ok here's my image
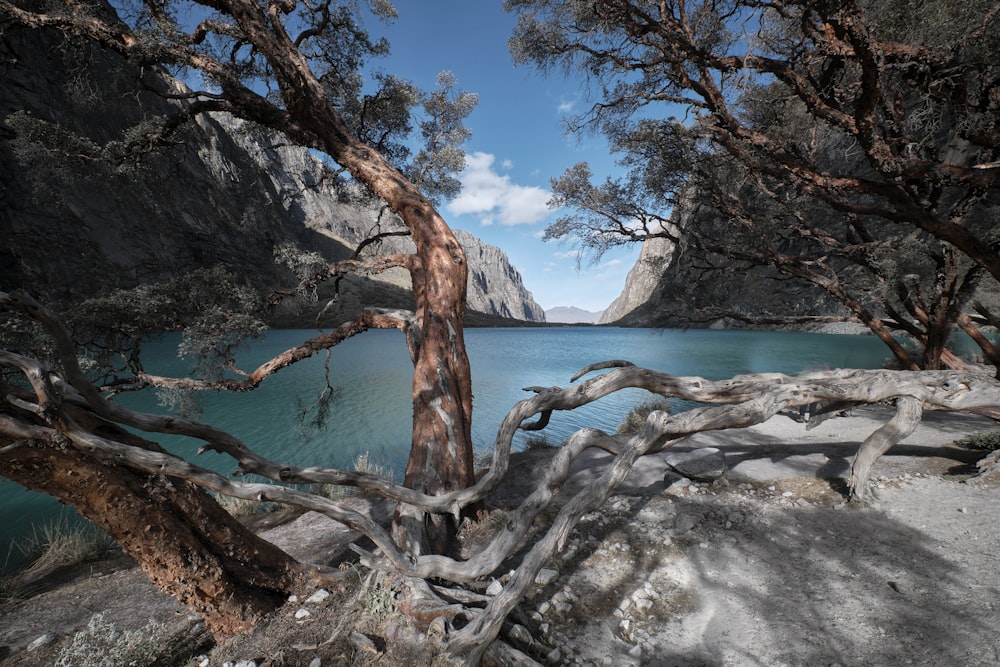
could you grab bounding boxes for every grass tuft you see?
[312,451,398,501]
[16,514,115,580]
[617,398,673,435]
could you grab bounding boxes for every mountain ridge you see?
[0,20,544,325]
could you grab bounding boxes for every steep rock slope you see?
[0,19,543,323]
[602,220,843,328]
[598,237,675,324]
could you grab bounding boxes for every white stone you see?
[486,579,504,596]
[295,608,311,619]
[546,648,562,664]
[309,659,322,667]
[306,588,331,603]
[198,657,210,667]
[535,568,559,585]
[27,633,59,651]
[554,600,573,614]
[287,594,299,603]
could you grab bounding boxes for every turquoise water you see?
[0,326,893,569]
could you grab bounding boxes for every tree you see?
[507,0,1000,365]
[1,0,478,629]
[4,2,1000,664]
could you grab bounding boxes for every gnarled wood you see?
[848,396,924,500]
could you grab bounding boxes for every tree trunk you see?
[0,418,308,636]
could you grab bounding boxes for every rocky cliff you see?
[598,237,675,324]
[0,18,543,324]
[601,217,844,328]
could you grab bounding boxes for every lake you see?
[0,326,894,569]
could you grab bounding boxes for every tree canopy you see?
[507,0,1000,368]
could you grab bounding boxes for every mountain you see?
[0,17,543,325]
[598,237,675,324]
[545,306,604,324]
[601,213,843,328]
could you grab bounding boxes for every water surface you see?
[0,326,892,567]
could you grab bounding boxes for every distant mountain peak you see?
[545,306,604,324]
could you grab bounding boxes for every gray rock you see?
[27,633,58,651]
[672,511,700,535]
[509,623,534,646]
[665,447,728,482]
[535,568,559,586]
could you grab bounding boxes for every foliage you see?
[505,0,1000,370]
[961,431,1000,451]
[407,71,478,205]
[56,612,167,667]
[617,398,672,435]
[523,433,553,450]
[311,451,398,501]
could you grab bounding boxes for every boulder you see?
[664,447,727,482]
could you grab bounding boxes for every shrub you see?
[617,398,673,435]
[962,431,1000,451]
[523,434,553,450]
[56,611,166,667]
[312,451,397,501]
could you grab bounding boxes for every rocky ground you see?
[2,406,999,666]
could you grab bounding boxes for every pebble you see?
[294,608,311,619]
[509,623,533,646]
[305,588,331,603]
[309,659,322,667]
[546,647,562,664]
[486,579,504,595]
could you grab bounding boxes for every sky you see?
[364,1,640,313]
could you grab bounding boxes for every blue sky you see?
[367,1,641,313]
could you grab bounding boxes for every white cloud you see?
[446,152,553,226]
[501,158,513,170]
[557,99,576,114]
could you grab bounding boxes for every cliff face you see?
[0,20,543,323]
[222,118,545,323]
[598,236,675,324]
[602,216,843,329]
[455,229,546,322]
